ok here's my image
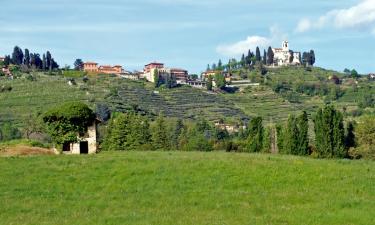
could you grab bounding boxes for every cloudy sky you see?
[0,0,374,74]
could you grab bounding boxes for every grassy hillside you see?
[1,66,373,129]
[0,151,373,225]
[0,73,247,127]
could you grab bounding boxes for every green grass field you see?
[0,151,374,225]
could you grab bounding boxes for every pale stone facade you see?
[62,121,98,154]
[272,41,301,66]
[141,62,188,84]
[83,62,124,75]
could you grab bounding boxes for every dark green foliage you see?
[345,121,356,149]
[12,46,24,65]
[358,92,374,108]
[267,46,274,65]
[4,55,11,66]
[182,119,213,152]
[43,102,96,145]
[171,119,184,149]
[0,122,21,142]
[152,115,169,150]
[24,49,30,67]
[214,73,226,89]
[207,76,213,91]
[278,112,309,156]
[246,117,263,152]
[255,47,261,62]
[218,59,223,70]
[74,59,84,71]
[102,113,151,151]
[262,50,267,64]
[96,103,111,122]
[313,105,346,158]
[350,69,359,78]
[296,111,309,155]
[153,69,160,88]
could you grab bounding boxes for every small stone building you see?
[62,120,99,154]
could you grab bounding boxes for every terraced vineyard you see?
[1,66,373,128]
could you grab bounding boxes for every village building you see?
[187,79,206,89]
[62,119,100,154]
[214,121,246,134]
[0,56,5,62]
[83,62,124,75]
[141,62,188,84]
[368,73,375,80]
[272,41,301,66]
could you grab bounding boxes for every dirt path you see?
[0,145,56,157]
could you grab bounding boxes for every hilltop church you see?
[272,41,301,66]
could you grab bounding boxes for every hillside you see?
[0,151,373,225]
[0,66,373,128]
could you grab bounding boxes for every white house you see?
[62,119,100,154]
[272,41,301,66]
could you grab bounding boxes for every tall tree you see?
[4,55,11,66]
[309,50,315,66]
[262,50,267,64]
[171,119,184,149]
[218,59,223,70]
[206,64,211,71]
[345,121,356,149]
[153,69,160,88]
[152,115,169,150]
[255,47,261,62]
[214,73,226,89]
[46,51,52,70]
[207,76,213,91]
[74,59,84,71]
[314,105,346,158]
[241,54,246,67]
[247,117,264,152]
[24,48,30,66]
[12,46,24,65]
[267,46,274,65]
[296,111,309,155]
[42,54,47,70]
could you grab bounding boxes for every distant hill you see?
[0,66,374,129]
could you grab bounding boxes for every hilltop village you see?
[76,41,311,89]
[0,41,374,159]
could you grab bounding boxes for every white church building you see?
[272,41,301,66]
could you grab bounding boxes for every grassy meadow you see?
[0,151,374,225]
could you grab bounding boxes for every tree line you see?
[2,102,373,160]
[207,46,315,72]
[2,46,59,70]
[99,104,362,159]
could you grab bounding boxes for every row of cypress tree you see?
[101,105,354,158]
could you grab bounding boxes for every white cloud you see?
[216,36,270,56]
[216,25,286,56]
[295,0,375,33]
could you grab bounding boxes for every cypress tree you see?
[247,117,264,152]
[314,105,346,158]
[296,111,309,155]
[255,46,261,62]
[152,115,169,150]
[24,49,30,66]
[283,115,298,154]
[345,121,356,149]
[262,50,267,64]
[267,46,274,65]
[207,76,213,91]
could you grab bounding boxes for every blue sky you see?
[0,0,374,74]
